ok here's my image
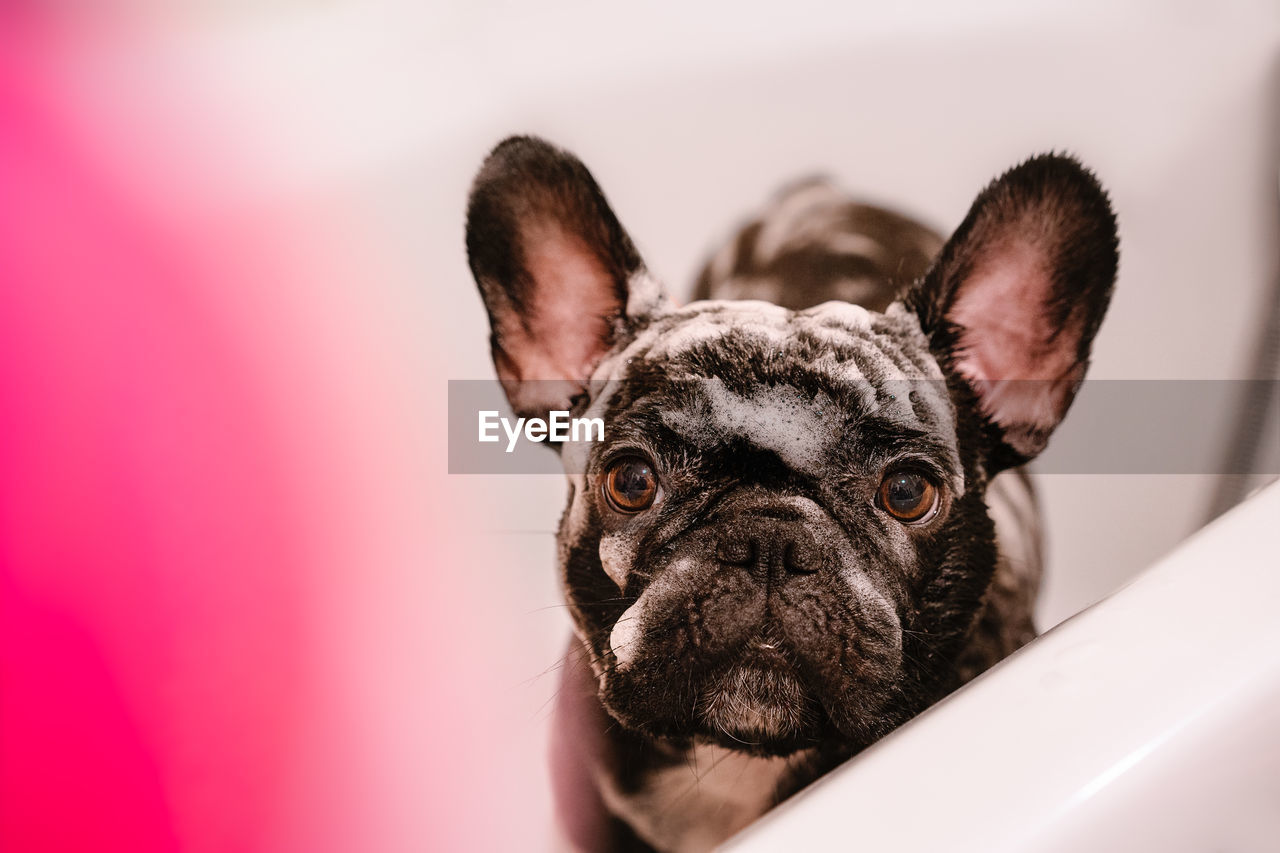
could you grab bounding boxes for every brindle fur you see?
[465,137,1116,852]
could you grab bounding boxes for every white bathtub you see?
[730,478,1280,851]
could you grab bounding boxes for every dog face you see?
[466,137,1116,755]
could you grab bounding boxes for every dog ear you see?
[905,154,1118,467]
[466,136,669,419]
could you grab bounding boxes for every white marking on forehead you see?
[578,299,962,491]
[598,299,793,371]
[799,299,873,331]
[802,351,878,396]
[662,378,840,473]
[646,301,793,361]
[686,299,792,322]
[642,316,734,358]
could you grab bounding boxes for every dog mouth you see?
[694,634,826,753]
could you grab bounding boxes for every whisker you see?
[717,727,762,747]
[480,529,557,535]
[661,748,736,813]
[524,597,632,615]
[713,749,756,817]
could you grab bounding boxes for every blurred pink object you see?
[1,17,305,851]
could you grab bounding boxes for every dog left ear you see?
[905,154,1118,467]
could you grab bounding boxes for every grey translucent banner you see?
[447,379,1279,475]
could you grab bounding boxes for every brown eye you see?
[878,470,939,523]
[603,457,658,513]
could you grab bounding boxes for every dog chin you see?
[695,648,823,755]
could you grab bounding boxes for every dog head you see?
[466,136,1117,754]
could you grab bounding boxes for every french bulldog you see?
[465,136,1117,852]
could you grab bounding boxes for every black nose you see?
[715,516,822,578]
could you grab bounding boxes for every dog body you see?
[465,138,1116,852]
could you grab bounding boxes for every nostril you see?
[716,536,756,566]
[783,534,820,574]
[714,517,824,576]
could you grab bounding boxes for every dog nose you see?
[715,517,822,577]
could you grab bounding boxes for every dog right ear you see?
[466,136,670,419]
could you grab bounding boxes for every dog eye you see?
[877,470,939,524]
[603,457,658,513]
